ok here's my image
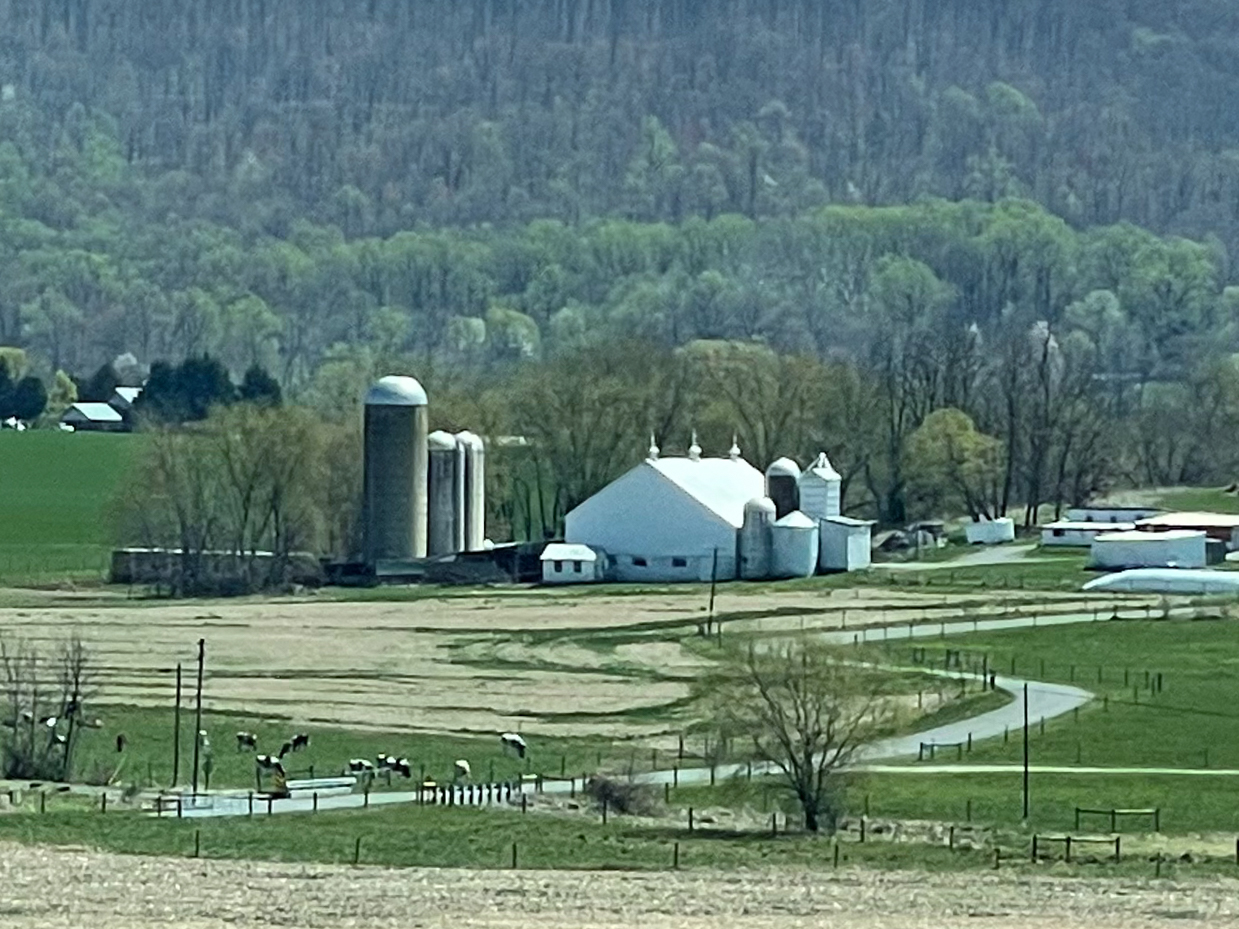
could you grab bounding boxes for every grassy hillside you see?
[0,431,142,585]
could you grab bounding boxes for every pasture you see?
[0,430,141,585]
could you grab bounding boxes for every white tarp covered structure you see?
[1088,530,1206,570]
[1083,568,1239,594]
[965,518,1015,545]
[565,442,764,583]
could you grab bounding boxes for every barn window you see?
[632,557,647,567]
[554,560,563,572]
[1052,529,1064,538]
[672,557,688,568]
[573,561,582,573]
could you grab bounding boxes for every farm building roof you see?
[646,456,766,528]
[1136,512,1239,530]
[1042,520,1136,532]
[1093,529,1205,543]
[540,543,599,562]
[63,402,123,423]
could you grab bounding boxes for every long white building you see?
[564,439,869,583]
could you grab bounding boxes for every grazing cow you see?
[236,731,258,751]
[255,754,280,770]
[198,730,211,751]
[115,734,126,753]
[347,758,375,775]
[41,716,58,729]
[290,733,310,752]
[376,754,397,771]
[278,741,293,758]
[392,758,412,778]
[453,759,471,781]
[499,732,527,759]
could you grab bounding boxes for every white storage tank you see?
[427,430,460,556]
[455,430,486,551]
[797,452,841,520]
[362,375,429,565]
[739,497,776,579]
[819,516,873,572]
[770,511,819,579]
[765,458,801,519]
[965,518,1015,545]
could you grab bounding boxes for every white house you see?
[1041,520,1135,547]
[564,437,764,583]
[819,516,873,571]
[540,543,605,584]
[965,518,1016,545]
[1088,530,1207,571]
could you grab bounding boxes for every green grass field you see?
[0,430,142,585]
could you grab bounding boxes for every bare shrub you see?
[585,775,660,817]
[0,634,95,781]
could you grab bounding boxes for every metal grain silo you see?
[427,430,460,556]
[739,497,776,580]
[770,511,819,579]
[362,375,429,565]
[455,430,486,551]
[765,457,802,520]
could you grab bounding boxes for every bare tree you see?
[0,634,94,781]
[700,639,890,833]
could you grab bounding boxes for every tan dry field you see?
[1,842,1236,929]
[0,586,1143,738]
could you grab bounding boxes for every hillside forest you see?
[4,1,1239,557]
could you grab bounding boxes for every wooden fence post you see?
[354,837,361,865]
[511,842,518,869]
[194,829,201,858]
[673,842,679,870]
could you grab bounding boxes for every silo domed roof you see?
[365,375,428,406]
[766,457,801,479]
[428,430,457,450]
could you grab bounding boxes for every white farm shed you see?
[1066,505,1161,524]
[1041,520,1134,547]
[540,543,605,584]
[1088,530,1206,570]
[819,516,873,572]
[965,518,1015,545]
[564,447,764,583]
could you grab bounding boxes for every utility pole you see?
[708,548,719,635]
[191,639,205,795]
[172,663,182,787]
[1022,682,1030,820]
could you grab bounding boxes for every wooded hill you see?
[7,0,1239,248]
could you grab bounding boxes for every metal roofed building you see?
[1088,529,1207,570]
[1135,512,1239,549]
[61,402,126,432]
[1040,520,1135,547]
[565,437,765,583]
[540,543,605,584]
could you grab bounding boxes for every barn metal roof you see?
[648,456,766,528]
[63,402,123,423]
[541,543,599,562]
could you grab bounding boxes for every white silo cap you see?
[744,496,777,516]
[428,430,457,450]
[766,457,801,479]
[455,430,485,450]
[365,375,428,406]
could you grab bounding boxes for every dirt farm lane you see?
[0,843,1237,929]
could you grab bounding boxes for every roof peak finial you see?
[647,433,660,462]
[688,430,702,462]
[729,433,741,461]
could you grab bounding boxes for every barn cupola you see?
[728,434,741,461]
[688,430,702,462]
[647,434,660,462]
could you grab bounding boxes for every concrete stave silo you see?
[363,375,429,566]
[455,430,486,551]
[739,497,776,580]
[765,457,802,520]
[770,511,819,579]
[427,430,459,556]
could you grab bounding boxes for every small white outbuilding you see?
[540,543,605,584]
[819,516,873,572]
[1088,530,1206,571]
[965,518,1016,545]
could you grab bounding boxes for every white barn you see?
[1088,530,1206,571]
[819,516,873,572]
[565,438,764,583]
[540,543,605,584]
